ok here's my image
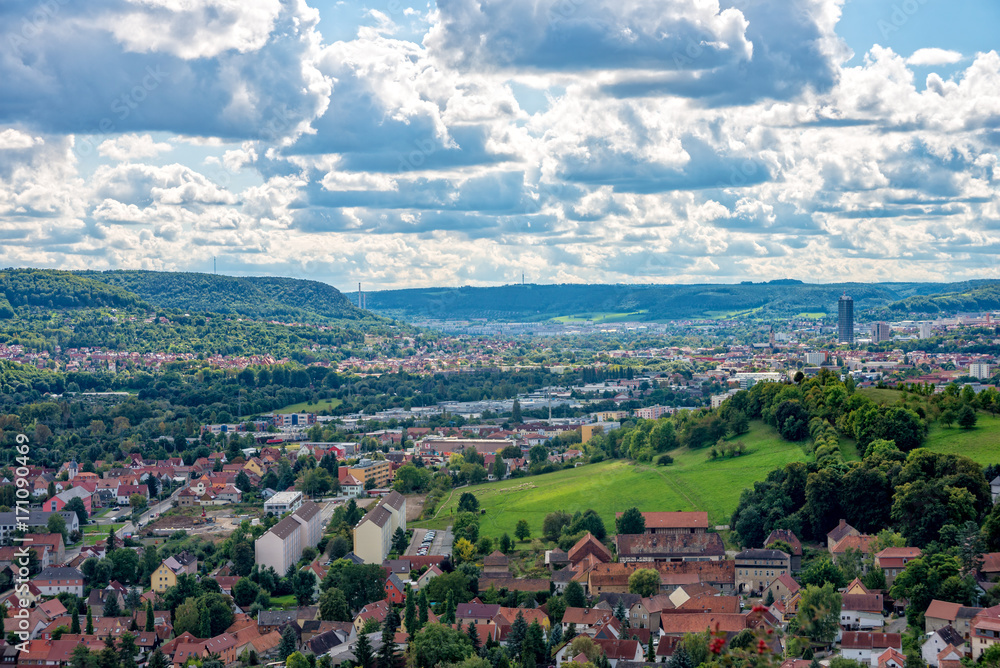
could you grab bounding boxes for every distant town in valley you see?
[1,270,1000,668]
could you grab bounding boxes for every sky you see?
[1,0,999,292]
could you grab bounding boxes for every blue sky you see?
[0,0,998,290]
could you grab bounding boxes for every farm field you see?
[415,421,808,545]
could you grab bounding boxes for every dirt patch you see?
[404,494,425,522]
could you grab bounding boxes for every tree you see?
[145,648,168,668]
[958,404,978,430]
[86,606,93,634]
[615,507,645,536]
[233,578,261,608]
[118,632,138,668]
[457,492,480,513]
[523,621,546,665]
[407,623,474,668]
[199,602,212,638]
[47,512,68,543]
[319,588,351,622]
[392,527,409,555]
[278,625,298,661]
[64,497,89,527]
[231,541,254,577]
[564,581,586,608]
[511,400,522,424]
[453,538,477,564]
[294,570,316,606]
[795,583,841,644]
[69,645,91,668]
[145,600,154,632]
[667,645,693,668]
[514,520,530,542]
[498,534,513,554]
[627,569,659,597]
[286,653,309,668]
[379,611,401,668]
[71,602,81,634]
[466,622,481,655]
[103,594,121,618]
[507,613,528,659]
[354,630,375,668]
[405,590,418,637]
[129,494,147,511]
[542,512,572,542]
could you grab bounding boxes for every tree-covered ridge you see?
[80,270,369,322]
[888,281,1000,314]
[0,268,146,315]
[359,279,1000,322]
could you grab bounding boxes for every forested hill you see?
[888,283,1000,314]
[81,270,368,322]
[355,280,1000,322]
[0,269,147,316]
[0,268,370,323]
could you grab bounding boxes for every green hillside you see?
[0,268,146,316]
[81,270,368,322]
[356,279,1000,322]
[923,414,1000,464]
[416,420,809,544]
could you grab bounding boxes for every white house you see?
[922,626,965,667]
[840,594,885,630]
[841,632,901,667]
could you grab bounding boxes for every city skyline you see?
[1,1,1000,290]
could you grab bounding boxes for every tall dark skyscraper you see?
[838,294,854,344]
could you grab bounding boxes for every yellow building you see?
[243,458,265,477]
[151,552,198,592]
[581,424,605,444]
[346,459,393,488]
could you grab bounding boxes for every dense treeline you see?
[0,363,558,469]
[0,269,146,313]
[362,280,1000,321]
[81,270,368,322]
[889,282,1000,314]
[727,373,995,549]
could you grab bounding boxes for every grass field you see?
[551,311,648,323]
[923,413,1000,464]
[268,595,297,609]
[415,421,809,544]
[275,397,343,413]
[82,523,126,545]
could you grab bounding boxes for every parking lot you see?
[406,526,453,557]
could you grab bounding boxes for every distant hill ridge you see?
[0,268,367,322]
[353,279,1000,322]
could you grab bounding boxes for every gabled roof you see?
[768,573,800,596]
[840,632,901,650]
[293,500,321,522]
[567,532,612,564]
[831,534,877,555]
[764,529,803,556]
[616,533,725,559]
[613,511,708,530]
[928,625,964,649]
[841,593,883,613]
[827,519,857,543]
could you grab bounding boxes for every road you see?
[104,485,185,537]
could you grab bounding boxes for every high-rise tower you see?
[838,294,854,344]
